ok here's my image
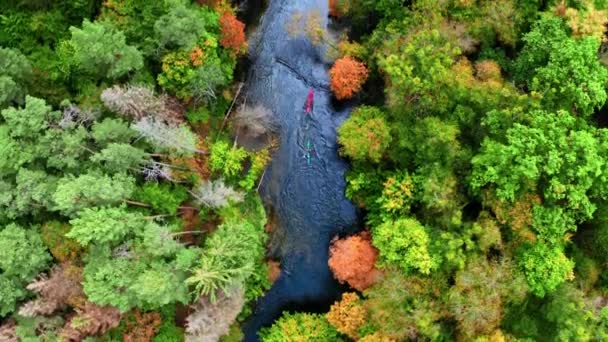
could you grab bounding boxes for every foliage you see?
[68,20,143,80]
[0,47,32,108]
[373,218,435,275]
[219,12,247,54]
[363,270,448,340]
[328,231,380,291]
[448,257,528,339]
[209,141,247,178]
[133,118,201,156]
[41,221,83,263]
[19,264,84,317]
[90,143,146,173]
[337,106,391,163]
[185,286,244,341]
[519,243,574,297]
[330,56,369,100]
[0,224,51,316]
[191,179,245,208]
[53,171,136,215]
[513,15,607,116]
[67,206,146,246]
[154,0,218,50]
[471,109,607,221]
[83,248,190,312]
[133,183,188,215]
[259,312,339,342]
[186,221,259,301]
[326,292,367,339]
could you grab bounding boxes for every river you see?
[241,0,360,340]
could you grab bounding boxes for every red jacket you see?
[305,88,314,113]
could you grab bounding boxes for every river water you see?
[241,0,360,340]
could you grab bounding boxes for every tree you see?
[154,0,217,50]
[68,20,143,79]
[519,243,574,297]
[133,117,201,156]
[326,292,366,339]
[448,257,528,340]
[376,26,459,116]
[0,224,51,282]
[1,96,59,139]
[59,301,122,341]
[0,47,32,108]
[513,15,607,116]
[90,143,147,173]
[83,248,189,312]
[53,171,136,215]
[233,104,276,138]
[329,56,368,100]
[259,312,339,342]
[0,224,51,316]
[186,221,259,301]
[219,11,247,54]
[337,106,391,163]
[191,179,245,209]
[100,85,182,125]
[372,218,435,275]
[328,231,381,291]
[185,286,244,341]
[363,271,447,340]
[67,206,146,246]
[209,141,247,178]
[18,264,84,317]
[471,109,607,221]
[91,117,137,147]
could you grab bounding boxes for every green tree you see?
[513,15,607,116]
[67,206,146,246]
[471,110,606,221]
[0,47,32,108]
[372,218,435,274]
[90,143,146,173]
[1,95,59,139]
[53,171,136,215]
[338,106,392,163]
[68,19,143,79]
[209,141,247,178]
[519,243,574,297]
[90,117,137,147]
[153,0,218,50]
[0,224,51,316]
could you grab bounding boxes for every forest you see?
[1,0,608,341]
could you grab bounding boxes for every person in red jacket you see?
[305,88,314,114]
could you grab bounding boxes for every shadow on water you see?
[240,0,361,340]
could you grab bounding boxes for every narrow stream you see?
[241,0,360,340]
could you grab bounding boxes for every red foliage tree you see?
[329,56,369,100]
[220,12,247,54]
[328,231,381,291]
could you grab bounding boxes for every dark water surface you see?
[241,0,360,340]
